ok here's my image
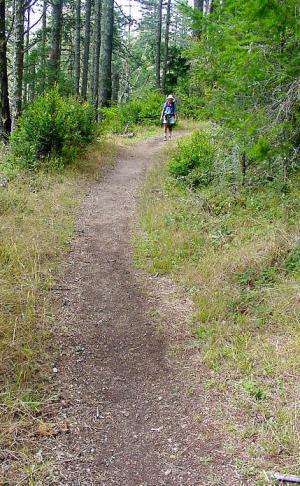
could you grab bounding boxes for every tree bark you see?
[194,0,204,11]
[29,61,36,102]
[74,0,81,96]
[11,0,25,131]
[111,71,119,103]
[193,0,204,38]
[41,0,47,93]
[81,0,92,99]
[162,0,171,93]
[0,0,11,141]
[155,0,163,89]
[98,0,114,107]
[23,6,30,104]
[203,0,214,14]
[91,0,101,107]
[49,0,63,87]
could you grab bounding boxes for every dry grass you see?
[135,144,300,483]
[107,118,195,147]
[0,139,117,484]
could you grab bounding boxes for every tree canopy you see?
[0,0,298,179]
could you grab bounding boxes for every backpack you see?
[163,101,176,115]
[163,102,176,125]
[166,114,176,125]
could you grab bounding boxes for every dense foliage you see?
[9,88,95,170]
[169,129,217,187]
[1,0,300,482]
[179,0,300,185]
[136,138,300,479]
[101,91,164,133]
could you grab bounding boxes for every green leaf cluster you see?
[180,0,300,181]
[100,91,164,133]
[9,87,96,170]
[169,129,217,187]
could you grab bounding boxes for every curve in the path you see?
[45,134,241,486]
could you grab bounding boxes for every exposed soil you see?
[43,133,244,485]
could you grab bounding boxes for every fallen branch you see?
[274,474,300,484]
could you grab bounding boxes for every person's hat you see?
[166,94,174,100]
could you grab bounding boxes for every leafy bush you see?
[168,129,217,187]
[176,93,205,120]
[100,91,164,133]
[179,0,300,185]
[10,87,96,170]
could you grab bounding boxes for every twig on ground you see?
[274,474,300,484]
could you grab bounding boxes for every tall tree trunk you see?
[162,0,171,93]
[155,0,163,89]
[203,0,214,14]
[30,62,36,102]
[98,0,114,108]
[111,71,119,103]
[49,0,63,87]
[81,0,92,99]
[193,0,203,38]
[0,0,11,141]
[194,0,204,11]
[91,0,101,108]
[41,0,47,93]
[74,0,81,96]
[11,0,25,131]
[23,6,30,104]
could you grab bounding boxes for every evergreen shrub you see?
[101,91,164,133]
[10,87,96,170]
[176,93,205,120]
[169,130,217,188]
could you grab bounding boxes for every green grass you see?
[109,123,162,146]
[0,139,117,484]
[135,136,300,482]
[108,117,191,146]
[0,122,189,483]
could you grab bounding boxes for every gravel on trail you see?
[43,134,242,485]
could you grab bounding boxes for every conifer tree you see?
[74,0,81,96]
[11,0,25,130]
[49,0,63,87]
[162,0,171,92]
[99,0,114,107]
[81,0,92,99]
[0,0,11,140]
[155,0,163,88]
[92,0,102,108]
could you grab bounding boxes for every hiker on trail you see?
[161,95,176,141]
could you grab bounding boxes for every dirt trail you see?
[45,133,241,485]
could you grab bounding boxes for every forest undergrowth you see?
[0,139,118,483]
[1,0,299,483]
[135,125,300,483]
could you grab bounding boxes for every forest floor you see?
[36,131,251,485]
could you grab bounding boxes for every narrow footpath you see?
[44,134,242,485]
